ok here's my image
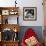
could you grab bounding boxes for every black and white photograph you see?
[23,7,37,21]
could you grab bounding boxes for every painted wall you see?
[18,0,44,26]
[0,0,44,26]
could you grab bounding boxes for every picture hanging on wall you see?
[23,7,37,21]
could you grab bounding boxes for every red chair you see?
[21,28,41,46]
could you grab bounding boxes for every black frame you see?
[23,7,37,21]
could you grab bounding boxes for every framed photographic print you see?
[23,7,37,21]
[2,10,9,15]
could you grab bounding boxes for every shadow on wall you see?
[18,26,43,44]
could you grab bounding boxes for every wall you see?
[0,0,44,26]
[18,0,44,26]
